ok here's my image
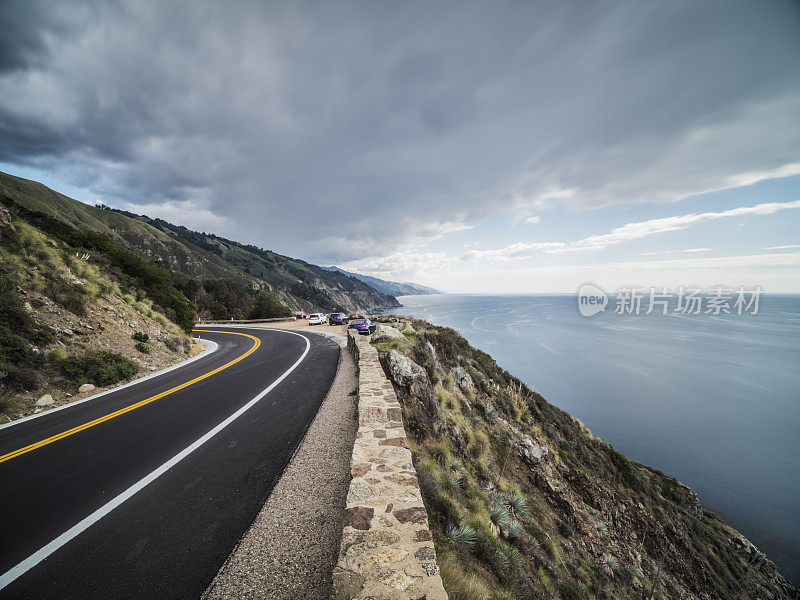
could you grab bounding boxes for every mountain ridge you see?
[0,170,399,315]
[323,265,442,296]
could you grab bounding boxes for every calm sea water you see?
[392,294,800,584]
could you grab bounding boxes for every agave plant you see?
[528,536,540,550]
[599,553,619,578]
[450,458,464,472]
[502,490,528,520]
[506,520,524,540]
[448,524,477,547]
[596,522,607,533]
[489,503,510,537]
[486,406,498,419]
[492,548,510,572]
[505,546,525,571]
[438,471,459,493]
[574,580,588,593]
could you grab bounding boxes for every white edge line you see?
[0,338,220,431]
[0,330,311,591]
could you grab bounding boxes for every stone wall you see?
[331,330,447,600]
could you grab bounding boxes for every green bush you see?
[52,350,139,388]
[249,290,292,319]
[135,341,150,354]
[132,331,149,343]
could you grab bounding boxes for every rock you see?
[62,328,74,337]
[78,383,96,394]
[403,322,415,333]
[423,341,436,359]
[371,324,404,342]
[36,394,55,407]
[383,350,427,387]
[451,366,474,389]
[518,435,548,464]
[343,506,374,530]
[0,205,11,227]
[23,301,33,312]
[393,506,428,524]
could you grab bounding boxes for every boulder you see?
[518,435,548,465]
[78,383,96,394]
[451,366,474,389]
[36,394,54,407]
[403,322,415,333]
[371,324,404,342]
[383,350,426,387]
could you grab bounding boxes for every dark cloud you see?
[1,0,798,262]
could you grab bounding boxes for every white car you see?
[308,313,327,325]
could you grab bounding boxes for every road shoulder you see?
[202,335,358,600]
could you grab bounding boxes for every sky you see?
[1,0,799,293]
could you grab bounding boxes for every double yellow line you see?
[0,330,260,465]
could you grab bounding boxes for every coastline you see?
[380,295,800,587]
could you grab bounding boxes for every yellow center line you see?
[0,330,260,465]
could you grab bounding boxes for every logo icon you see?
[578,283,608,317]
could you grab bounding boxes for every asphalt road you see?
[0,326,340,599]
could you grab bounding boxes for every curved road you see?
[0,326,340,599]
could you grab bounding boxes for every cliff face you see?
[0,171,399,314]
[371,317,799,600]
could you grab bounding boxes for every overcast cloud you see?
[1,1,799,266]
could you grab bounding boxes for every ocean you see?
[392,293,800,584]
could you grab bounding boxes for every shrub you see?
[52,350,139,388]
[448,524,477,547]
[132,331,149,343]
[0,391,22,416]
[135,341,150,354]
[164,336,185,353]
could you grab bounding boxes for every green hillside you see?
[373,318,799,600]
[0,171,400,316]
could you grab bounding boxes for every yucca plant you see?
[506,520,524,540]
[502,490,528,520]
[490,503,510,537]
[492,548,510,573]
[574,580,588,594]
[505,546,525,571]
[596,521,607,533]
[438,471,460,493]
[450,457,464,472]
[599,554,619,578]
[528,536,540,550]
[448,524,477,547]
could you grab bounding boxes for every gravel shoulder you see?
[202,335,358,600]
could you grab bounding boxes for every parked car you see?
[348,318,376,335]
[328,312,348,325]
[308,313,327,325]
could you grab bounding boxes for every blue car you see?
[348,318,376,335]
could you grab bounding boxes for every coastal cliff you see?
[370,318,799,600]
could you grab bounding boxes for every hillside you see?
[323,266,441,296]
[371,318,799,600]
[0,204,198,421]
[0,171,400,315]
